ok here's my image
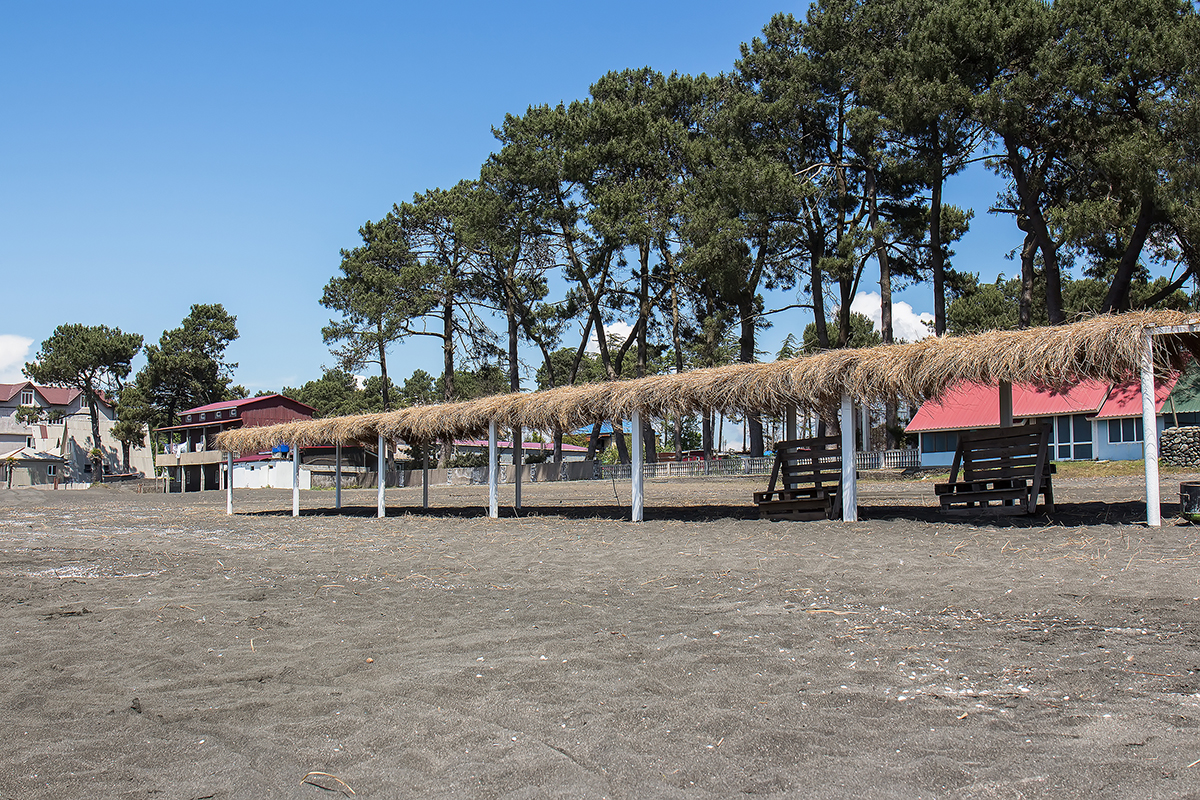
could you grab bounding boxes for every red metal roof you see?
[906,380,1111,433]
[1094,375,1178,420]
[180,394,315,415]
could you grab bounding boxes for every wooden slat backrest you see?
[768,437,842,493]
[949,424,1053,513]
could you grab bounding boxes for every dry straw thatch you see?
[214,311,1200,453]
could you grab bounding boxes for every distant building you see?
[0,381,151,485]
[153,395,316,492]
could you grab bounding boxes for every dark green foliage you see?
[135,304,241,430]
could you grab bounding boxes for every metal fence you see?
[599,449,919,480]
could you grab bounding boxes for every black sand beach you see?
[2,475,1200,799]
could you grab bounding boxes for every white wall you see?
[232,461,311,489]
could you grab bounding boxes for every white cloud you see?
[850,292,933,343]
[587,321,634,354]
[0,335,33,382]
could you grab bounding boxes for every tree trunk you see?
[738,296,765,457]
[1101,196,1157,313]
[441,281,455,467]
[87,394,103,483]
[1005,136,1064,324]
[1019,230,1036,329]
[930,131,946,336]
[377,322,390,412]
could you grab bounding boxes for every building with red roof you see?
[0,381,149,484]
[153,395,316,492]
[906,367,1200,467]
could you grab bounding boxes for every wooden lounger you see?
[935,424,1055,515]
[753,436,843,521]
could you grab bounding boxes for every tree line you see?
[22,0,1198,473]
[312,0,1199,461]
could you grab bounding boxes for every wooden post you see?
[225,452,233,515]
[334,441,342,510]
[999,380,1014,427]
[422,445,429,509]
[785,405,797,441]
[840,394,858,522]
[1141,334,1160,526]
[632,410,644,522]
[514,425,522,510]
[291,443,299,517]
[489,420,499,519]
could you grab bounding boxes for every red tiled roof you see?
[905,380,1111,433]
[1094,375,1178,420]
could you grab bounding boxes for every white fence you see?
[599,449,919,480]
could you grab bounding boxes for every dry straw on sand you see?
[214,311,1200,452]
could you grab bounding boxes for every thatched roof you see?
[215,311,1200,452]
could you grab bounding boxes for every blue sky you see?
[0,1,1021,391]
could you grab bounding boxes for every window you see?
[230,408,238,417]
[1053,414,1093,460]
[1108,417,1144,444]
[199,413,206,421]
[26,436,34,448]
[920,430,959,453]
[215,411,222,419]
[20,390,33,406]
[83,463,92,473]
[186,414,192,422]
[46,465,56,477]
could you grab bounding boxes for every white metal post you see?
[1141,334,1161,526]
[377,433,386,518]
[422,445,429,509]
[840,394,858,522]
[488,420,499,519]
[225,452,233,515]
[999,380,1014,428]
[514,425,522,510]
[335,441,342,510]
[632,410,644,522]
[291,443,300,517]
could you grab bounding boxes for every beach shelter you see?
[216,311,1200,526]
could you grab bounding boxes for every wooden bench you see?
[935,424,1055,515]
[753,436,843,521]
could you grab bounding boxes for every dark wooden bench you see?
[754,436,843,521]
[935,424,1055,515]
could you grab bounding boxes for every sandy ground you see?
[2,474,1200,799]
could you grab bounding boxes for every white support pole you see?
[840,394,858,523]
[785,405,797,441]
[422,446,429,509]
[488,420,499,519]
[225,452,233,516]
[632,410,645,522]
[999,380,1014,428]
[291,443,300,517]
[377,433,386,519]
[334,441,342,510]
[514,425,522,510]
[1141,335,1161,526]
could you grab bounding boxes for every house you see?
[0,445,67,488]
[0,381,151,485]
[906,368,1200,467]
[153,395,316,492]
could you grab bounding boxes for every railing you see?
[599,449,919,480]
